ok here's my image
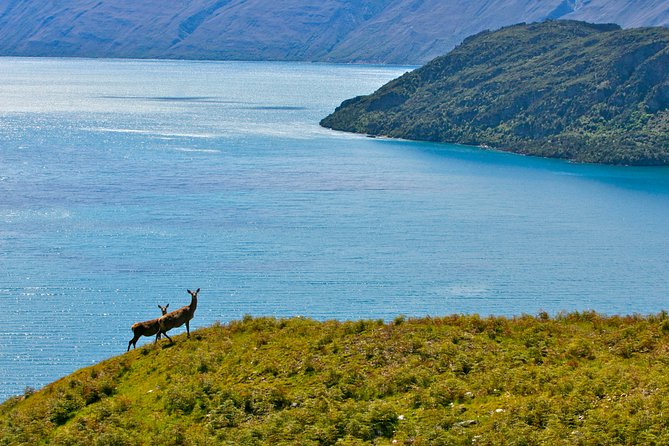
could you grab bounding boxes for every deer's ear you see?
[196,288,200,293]
[187,289,191,294]
[166,304,169,308]
[158,305,161,309]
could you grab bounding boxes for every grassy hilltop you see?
[321,21,669,165]
[2,313,669,445]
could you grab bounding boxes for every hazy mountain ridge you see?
[320,21,669,165]
[0,0,668,64]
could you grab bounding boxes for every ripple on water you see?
[1,59,669,400]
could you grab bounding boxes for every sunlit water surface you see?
[1,58,668,399]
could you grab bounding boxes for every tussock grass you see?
[2,312,669,445]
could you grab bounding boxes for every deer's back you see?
[159,305,192,329]
[132,317,161,333]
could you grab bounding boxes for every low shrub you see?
[2,312,669,444]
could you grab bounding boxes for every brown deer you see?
[157,288,199,344]
[127,304,170,351]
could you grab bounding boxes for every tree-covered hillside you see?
[2,313,669,445]
[321,21,669,165]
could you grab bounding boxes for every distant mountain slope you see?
[0,0,668,64]
[320,21,669,165]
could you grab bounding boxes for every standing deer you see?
[127,304,170,351]
[157,288,199,344]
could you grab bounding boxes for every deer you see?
[157,288,199,344]
[127,304,170,351]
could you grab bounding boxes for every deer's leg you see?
[128,335,138,351]
[186,321,190,337]
[161,330,173,343]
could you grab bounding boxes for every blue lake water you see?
[1,57,669,400]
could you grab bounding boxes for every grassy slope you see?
[2,313,669,445]
[320,21,669,165]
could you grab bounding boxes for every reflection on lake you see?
[0,58,668,399]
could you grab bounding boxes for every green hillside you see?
[320,21,669,165]
[2,313,669,445]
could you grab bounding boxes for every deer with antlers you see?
[157,288,199,344]
[127,304,170,351]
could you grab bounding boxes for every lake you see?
[1,58,668,400]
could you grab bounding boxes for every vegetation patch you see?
[321,20,669,165]
[2,312,669,444]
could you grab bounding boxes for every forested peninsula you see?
[320,21,669,165]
